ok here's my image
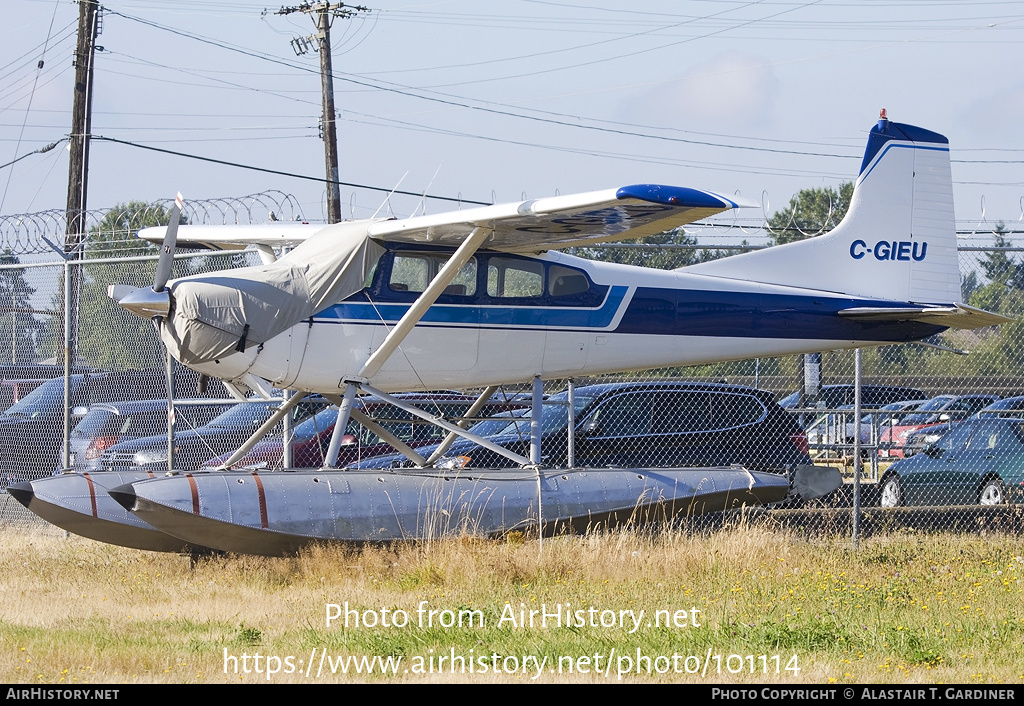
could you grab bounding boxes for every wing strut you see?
[360,383,532,467]
[319,391,431,468]
[425,385,498,465]
[212,393,311,470]
[350,408,427,467]
[356,226,491,380]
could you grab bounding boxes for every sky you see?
[1,0,1023,240]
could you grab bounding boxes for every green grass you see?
[1,525,1021,683]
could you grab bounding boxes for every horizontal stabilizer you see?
[838,303,1011,329]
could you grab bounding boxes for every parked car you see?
[805,399,927,452]
[203,392,530,469]
[878,417,1024,507]
[352,381,812,474]
[779,384,927,411]
[69,399,233,471]
[0,371,171,486]
[0,364,95,412]
[879,394,1001,459]
[972,396,1024,419]
[900,395,1024,456]
[99,397,330,472]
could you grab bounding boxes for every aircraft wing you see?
[838,303,1011,329]
[135,185,752,254]
[367,185,756,253]
[137,223,326,251]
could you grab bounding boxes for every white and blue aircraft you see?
[11,114,1009,555]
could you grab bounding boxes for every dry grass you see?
[1,522,1021,684]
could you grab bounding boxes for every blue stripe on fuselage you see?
[316,285,630,330]
[316,285,947,343]
[616,287,947,342]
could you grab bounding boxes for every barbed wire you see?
[0,191,306,256]
[1,191,1023,257]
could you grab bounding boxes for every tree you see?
[0,250,40,363]
[967,223,1024,315]
[36,203,176,369]
[767,182,853,245]
[575,226,728,270]
[978,223,1023,287]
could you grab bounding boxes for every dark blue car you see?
[352,381,812,474]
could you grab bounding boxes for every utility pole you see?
[66,0,101,250]
[65,0,101,369]
[277,2,368,224]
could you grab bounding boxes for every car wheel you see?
[978,477,1005,506]
[879,474,903,508]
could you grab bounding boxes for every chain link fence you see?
[1,198,1023,540]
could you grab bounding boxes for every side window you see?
[487,258,543,298]
[714,393,767,429]
[443,259,477,297]
[652,392,715,434]
[131,410,168,436]
[589,392,652,437]
[548,265,589,297]
[390,253,476,295]
[1008,421,1024,447]
[967,420,1009,452]
[390,254,429,292]
[965,398,996,416]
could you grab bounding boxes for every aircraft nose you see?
[108,286,170,319]
[6,481,34,509]
[108,483,139,512]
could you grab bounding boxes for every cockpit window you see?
[390,253,476,295]
[548,265,590,297]
[487,258,543,298]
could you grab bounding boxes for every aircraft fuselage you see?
[188,245,944,393]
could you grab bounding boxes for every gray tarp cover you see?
[161,221,385,366]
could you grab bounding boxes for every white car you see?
[806,400,928,452]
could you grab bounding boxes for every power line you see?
[101,6,1024,164]
[0,139,65,171]
[91,135,490,205]
[276,2,371,223]
[0,0,63,215]
[104,8,861,159]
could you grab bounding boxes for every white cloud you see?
[624,52,779,130]
[958,83,1024,143]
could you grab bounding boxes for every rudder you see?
[686,115,961,305]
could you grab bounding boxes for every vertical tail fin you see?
[687,115,961,305]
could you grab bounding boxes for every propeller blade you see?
[107,284,139,303]
[153,192,183,293]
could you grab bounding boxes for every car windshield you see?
[861,400,925,423]
[489,393,594,438]
[467,410,529,437]
[288,407,339,441]
[931,420,979,453]
[1,376,81,419]
[206,402,275,429]
[71,409,119,438]
[778,391,799,409]
[287,401,457,447]
[975,397,1024,417]
[898,397,955,425]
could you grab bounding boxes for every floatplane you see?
[10,114,1009,556]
